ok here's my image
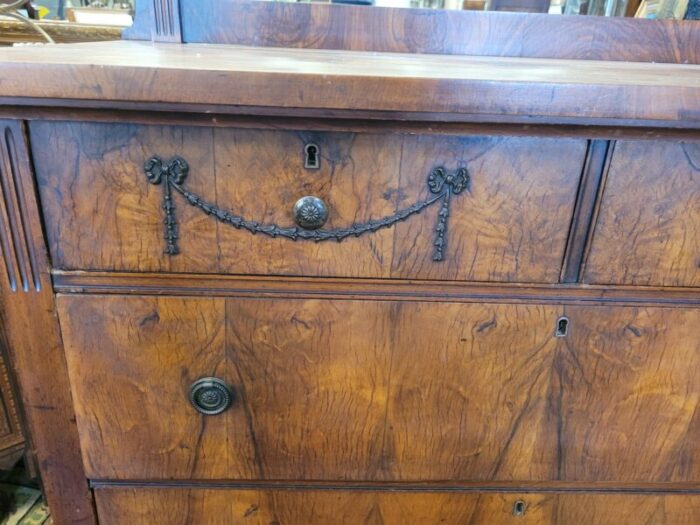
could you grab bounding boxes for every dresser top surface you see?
[2,41,699,85]
[1,41,699,126]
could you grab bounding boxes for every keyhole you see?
[555,316,569,337]
[512,499,526,517]
[304,143,320,169]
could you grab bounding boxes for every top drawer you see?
[30,121,586,282]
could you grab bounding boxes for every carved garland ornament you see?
[144,156,470,262]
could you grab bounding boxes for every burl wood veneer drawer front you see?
[93,487,700,525]
[585,140,699,287]
[58,295,699,482]
[31,121,587,282]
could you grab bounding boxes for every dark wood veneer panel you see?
[31,121,585,283]
[390,135,583,282]
[59,295,699,483]
[561,305,700,483]
[58,295,260,480]
[584,140,700,287]
[177,1,700,65]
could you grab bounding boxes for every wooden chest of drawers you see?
[0,2,698,524]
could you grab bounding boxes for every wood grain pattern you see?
[30,121,585,283]
[94,487,700,525]
[57,295,259,480]
[561,305,700,483]
[1,42,699,126]
[390,135,583,282]
[32,122,220,274]
[176,1,700,65]
[59,295,700,484]
[3,3,699,520]
[0,120,96,524]
[212,128,402,279]
[584,141,700,287]
[4,41,698,88]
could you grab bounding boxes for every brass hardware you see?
[189,377,233,416]
[145,157,470,262]
[304,143,320,169]
[293,196,329,230]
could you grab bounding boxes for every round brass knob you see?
[293,196,328,230]
[189,377,233,416]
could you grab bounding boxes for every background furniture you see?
[0,325,25,471]
[0,0,36,19]
[0,1,698,523]
[0,17,122,44]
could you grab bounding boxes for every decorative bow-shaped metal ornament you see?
[144,156,189,255]
[145,156,469,262]
[427,167,470,261]
[144,156,189,185]
[428,167,470,195]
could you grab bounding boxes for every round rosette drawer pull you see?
[293,195,329,230]
[188,377,233,416]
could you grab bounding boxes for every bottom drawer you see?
[94,487,700,525]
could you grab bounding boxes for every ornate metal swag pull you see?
[144,156,470,262]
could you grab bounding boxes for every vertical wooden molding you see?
[0,120,97,525]
[0,126,40,293]
[578,140,617,284]
[560,140,611,283]
[151,0,182,43]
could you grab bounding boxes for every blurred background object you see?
[564,0,628,15]
[489,0,551,12]
[686,0,699,18]
[19,0,132,20]
[634,0,691,17]
[0,0,127,44]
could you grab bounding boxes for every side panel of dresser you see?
[584,140,700,287]
[58,295,700,484]
[0,120,96,524]
[30,121,586,283]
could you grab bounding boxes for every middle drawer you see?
[58,295,699,482]
[32,122,586,283]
